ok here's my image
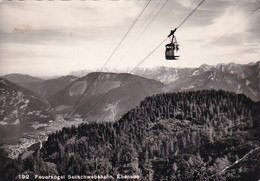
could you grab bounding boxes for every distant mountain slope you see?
[134,62,260,101]
[67,69,91,77]
[67,68,126,78]
[0,78,51,124]
[4,75,78,99]
[3,74,43,85]
[12,90,260,180]
[134,67,194,84]
[26,76,78,99]
[50,72,164,122]
[40,76,78,99]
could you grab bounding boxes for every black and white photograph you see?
[0,0,260,180]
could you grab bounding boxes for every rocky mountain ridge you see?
[134,61,260,101]
[0,78,51,125]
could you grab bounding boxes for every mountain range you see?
[2,61,260,124]
[2,61,260,123]
[134,61,260,101]
[66,62,260,101]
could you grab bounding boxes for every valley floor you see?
[2,114,84,159]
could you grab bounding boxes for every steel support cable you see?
[230,48,251,62]
[137,0,169,40]
[116,0,206,69]
[75,0,152,105]
[209,6,260,47]
[84,37,168,115]
[84,0,206,116]
[192,6,260,62]
[138,0,164,34]
[98,0,152,71]
[114,0,169,68]
[209,147,260,178]
[177,0,206,29]
[228,44,259,64]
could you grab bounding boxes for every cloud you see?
[0,1,143,33]
[0,0,259,76]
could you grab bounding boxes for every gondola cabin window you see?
[165,42,179,60]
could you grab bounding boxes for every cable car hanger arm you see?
[167,28,177,37]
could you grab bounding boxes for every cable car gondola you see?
[165,28,179,60]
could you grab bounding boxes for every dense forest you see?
[1,90,260,180]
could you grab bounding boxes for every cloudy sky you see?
[0,0,259,76]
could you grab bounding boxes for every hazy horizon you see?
[1,60,259,78]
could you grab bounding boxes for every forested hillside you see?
[3,90,260,180]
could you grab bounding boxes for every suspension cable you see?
[209,147,260,178]
[83,37,168,116]
[210,6,260,47]
[137,0,169,40]
[76,0,152,104]
[83,0,206,116]
[114,0,169,68]
[177,0,206,29]
[138,0,164,35]
[194,6,260,63]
